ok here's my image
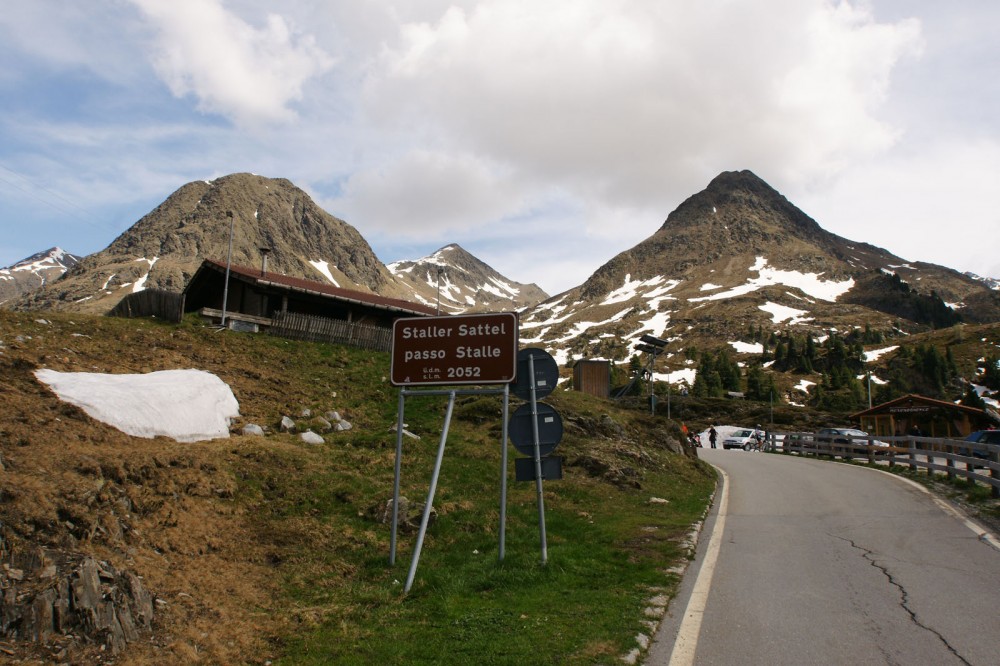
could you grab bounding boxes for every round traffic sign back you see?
[511,347,559,400]
[508,402,563,456]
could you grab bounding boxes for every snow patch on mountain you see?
[653,366,697,386]
[550,307,633,344]
[730,341,764,354]
[690,256,854,303]
[309,260,341,286]
[863,346,899,362]
[521,296,574,329]
[0,247,80,288]
[759,302,813,325]
[635,308,673,341]
[602,274,668,305]
[132,256,158,293]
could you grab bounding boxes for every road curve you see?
[646,449,1000,666]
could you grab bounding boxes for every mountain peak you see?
[0,247,82,305]
[387,244,548,313]
[526,170,1000,367]
[661,169,823,240]
[705,168,770,191]
[13,174,405,312]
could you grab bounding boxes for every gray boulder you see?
[300,430,325,445]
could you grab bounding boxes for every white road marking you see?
[668,466,729,666]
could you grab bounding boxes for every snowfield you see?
[34,368,240,443]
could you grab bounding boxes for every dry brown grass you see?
[0,312,355,664]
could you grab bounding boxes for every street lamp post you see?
[637,334,668,416]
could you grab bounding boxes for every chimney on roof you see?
[260,248,271,276]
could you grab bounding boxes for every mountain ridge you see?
[387,243,548,313]
[6,170,998,369]
[9,174,539,315]
[0,247,81,306]
[521,169,1000,373]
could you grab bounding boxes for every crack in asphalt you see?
[836,535,972,666]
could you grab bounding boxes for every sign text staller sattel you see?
[391,312,518,386]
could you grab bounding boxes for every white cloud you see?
[4,1,1000,297]
[129,0,334,127]
[359,1,921,231]
[335,150,529,235]
[795,137,1000,281]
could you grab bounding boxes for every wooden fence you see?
[770,432,1000,498]
[108,290,185,323]
[269,311,392,352]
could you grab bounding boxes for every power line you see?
[0,164,116,233]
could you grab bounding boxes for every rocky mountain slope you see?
[12,174,416,314]
[8,174,545,317]
[520,170,1000,369]
[387,244,548,313]
[0,248,80,306]
[8,170,997,369]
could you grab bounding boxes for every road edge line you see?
[667,465,729,666]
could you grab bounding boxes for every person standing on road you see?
[709,426,718,449]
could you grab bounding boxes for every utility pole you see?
[220,210,235,328]
[666,370,671,420]
[435,266,445,314]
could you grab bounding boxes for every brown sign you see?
[391,312,519,386]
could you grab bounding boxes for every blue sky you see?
[2,1,998,295]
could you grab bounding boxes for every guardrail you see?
[768,432,1000,498]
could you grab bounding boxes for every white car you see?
[723,429,758,450]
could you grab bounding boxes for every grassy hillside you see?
[0,311,715,664]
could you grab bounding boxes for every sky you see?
[1,1,999,296]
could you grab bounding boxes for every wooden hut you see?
[852,394,992,438]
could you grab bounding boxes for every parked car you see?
[815,427,869,444]
[963,430,1000,460]
[814,428,888,456]
[723,429,757,450]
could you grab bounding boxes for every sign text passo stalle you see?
[390,312,518,386]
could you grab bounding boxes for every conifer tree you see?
[983,355,1000,390]
[960,384,986,410]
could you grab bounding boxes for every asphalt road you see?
[646,449,1000,666]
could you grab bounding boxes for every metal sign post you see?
[508,348,562,565]
[499,382,510,562]
[528,353,548,564]
[388,312,519,592]
[390,389,405,566]
[404,391,456,593]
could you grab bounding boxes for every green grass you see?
[227,358,715,665]
[1,311,715,664]
[271,458,710,665]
